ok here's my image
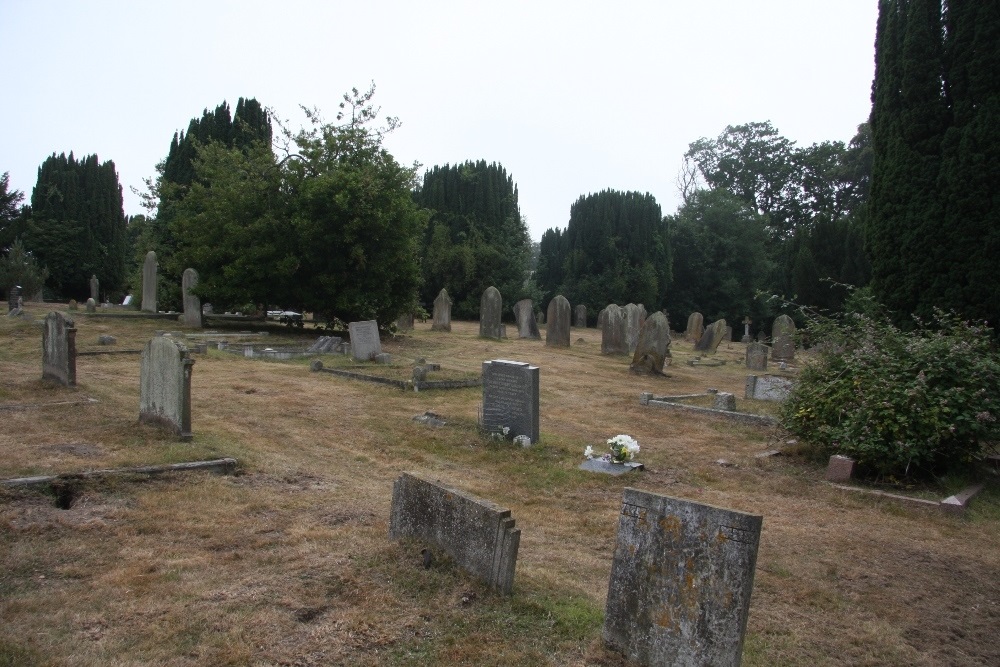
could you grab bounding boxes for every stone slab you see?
[940,484,984,514]
[579,460,644,476]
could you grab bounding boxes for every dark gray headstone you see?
[685,312,704,342]
[432,288,451,332]
[139,336,194,440]
[141,251,157,313]
[42,312,76,386]
[771,314,796,362]
[745,342,768,371]
[574,304,587,328]
[8,285,21,312]
[89,274,99,302]
[348,320,382,361]
[694,319,727,353]
[624,303,647,354]
[482,359,540,443]
[545,295,571,348]
[602,304,629,355]
[630,312,672,375]
[181,268,202,328]
[513,299,540,339]
[479,286,503,339]
[604,489,762,667]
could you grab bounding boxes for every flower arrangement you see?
[585,435,640,464]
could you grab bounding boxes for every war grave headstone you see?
[513,299,540,339]
[348,320,382,361]
[479,286,503,339]
[771,314,796,362]
[42,311,77,386]
[89,275,99,302]
[604,488,762,667]
[85,298,96,313]
[139,336,194,440]
[389,471,520,594]
[745,341,768,371]
[181,268,202,328]
[629,312,672,375]
[624,303,647,354]
[481,359,539,443]
[685,311,704,342]
[744,374,794,402]
[545,295,571,348]
[141,251,157,313]
[396,312,414,330]
[602,304,629,355]
[694,318,728,353]
[431,288,452,332]
[574,304,587,328]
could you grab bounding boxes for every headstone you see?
[604,489,762,667]
[348,320,382,361]
[512,299,540,339]
[601,304,629,355]
[85,298,96,313]
[42,312,76,386]
[138,336,194,440]
[741,316,753,343]
[725,325,733,343]
[141,251,157,313]
[597,307,608,331]
[390,472,520,594]
[431,288,452,332]
[122,294,133,307]
[629,312,672,375]
[713,392,737,411]
[68,299,78,311]
[98,335,117,346]
[8,285,22,312]
[745,341,768,371]
[536,309,545,325]
[685,312,705,342]
[694,319,727,354]
[574,304,587,328]
[89,275,99,302]
[744,374,794,402]
[624,303,647,354]
[181,268,202,328]
[481,359,540,443]
[771,314,796,362]
[825,455,855,482]
[479,286,503,339]
[396,312,414,331]
[545,295,571,348]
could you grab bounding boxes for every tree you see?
[0,238,48,300]
[0,172,28,250]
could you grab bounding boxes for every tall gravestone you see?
[139,336,194,440]
[348,320,382,361]
[42,312,76,386]
[630,312,672,375]
[481,359,539,443]
[141,251,157,313]
[574,304,587,328]
[694,318,727,354]
[513,299,540,339]
[601,304,629,355]
[89,275,99,302]
[624,303,647,354]
[545,295,571,348]
[604,489,762,667]
[181,268,202,328]
[431,288,452,332]
[771,314,796,362]
[597,306,608,330]
[685,312,705,342]
[745,341,768,371]
[479,286,503,339]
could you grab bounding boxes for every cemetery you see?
[1,303,998,666]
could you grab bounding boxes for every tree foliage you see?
[0,238,49,300]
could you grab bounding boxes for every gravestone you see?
[629,312,672,375]
[479,286,503,339]
[390,472,520,594]
[694,318,728,354]
[741,316,753,343]
[604,488,762,667]
[574,304,587,328]
[713,392,737,411]
[725,325,733,343]
[744,375,794,402]
[601,304,629,355]
[481,359,539,443]
[745,341,768,371]
[68,299,78,311]
[139,336,194,440]
[89,274,99,302]
[771,314,796,362]
[685,312,705,342]
[348,320,382,361]
[181,268,202,328]
[396,312,414,331]
[431,288,452,332]
[545,295,571,348]
[597,306,608,330]
[141,251,157,312]
[8,285,22,312]
[85,298,96,313]
[624,303,647,354]
[512,299,540,339]
[42,311,77,386]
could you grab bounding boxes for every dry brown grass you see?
[2,305,999,666]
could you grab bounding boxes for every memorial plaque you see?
[42,311,77,386]
[482,359,539,443]
[348,320,382,361]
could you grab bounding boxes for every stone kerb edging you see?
[389,472,520,594]
[640,393,777,426]
[1,458,238,489]
[312,365,481,391]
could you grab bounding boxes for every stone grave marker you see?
[481,359,539,443]
[181,268,202,328]
[42,311,77,386]
[741,316,753,343]
[545,295,571,348]
[574,304,587,328]
[348,320,382,361]
[629,311,672,375]
[745,341,768,371]
[139,336,194,440]
[8,285,22,312]
[744,374,794,402]
[141,250,157,313]
[89,274,99,302]
[597,306,608,330]
[513,298,540,339]
[396,312,414,330]
[694,318,727,354]
[685,311,705,342]
[479,285,503,339]
[85,298,96,313]
[624,303,647,354]
[601,304,629,355]
[604,488,762,667]
[431,288,452,332]
[771,314,796,362]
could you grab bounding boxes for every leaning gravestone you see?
[604,488,762,667]
[139,336,194,440]
[630,312,672,375]
[602,304,629,355]
[545,295,571,348]
[89,274,99,302]
[745,341,768,371]
[181,268,202,328]
[624,303,647,354]
[481,359,539,443]
[431,288,452,332]
[695,318,727,354]
[574,304,587,328]
[771,314,796,362]
[141,251,157,313]
[685,312,705,342]
[42,311,77,386]
[348,320,382,361]
[479,286,503,339]
[512,299,540,339]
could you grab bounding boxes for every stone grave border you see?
[77,349,143,356]
[79,311,183,320]
[640,392,777,426]
[0,398,99,411]
[312,364,481,392]
[1,458,238,490]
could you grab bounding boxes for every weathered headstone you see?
[139,336,194,440]
[181,268,202,328]
[89,275,99,302]
[601,304,629,355]
[481,359,539,443]
[624,303,647,354]
[745,341,768,371]
[713,392,737,411]
[431,288,452,332]
[42,312,76,386]
[725,325,733,343]
[141,251,157,313]
[396,312,414,331]
[348,320,382,361]
[68,299,78,311]
[604,489,762,667]
[574,304,587,328]
[512,299,540,339]
[771,314,796,362]
[629,312,672,375]
[694,318,728,354]
[545,295,571,348]
[597,306,608,331]
[85,298,96,313]
[8,285,22,312]
[741,316,753,343]
[479,286,503,339]
[685,312,705,342]
[744,374,794,402]
[389,472,520,594]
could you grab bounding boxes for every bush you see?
[781,295,1000,480]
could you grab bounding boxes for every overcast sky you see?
[1,1,878,241]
